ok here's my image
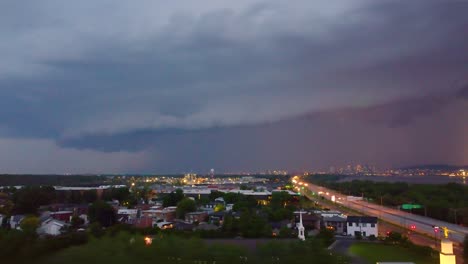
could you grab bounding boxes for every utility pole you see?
[379,196,383,219]
[450,208,458,225]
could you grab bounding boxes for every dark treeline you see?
[0,175,111,187]
[306,175,468,225]
[1,186,132,215]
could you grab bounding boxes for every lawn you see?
[348,242,437,264]
[34,233,345,264]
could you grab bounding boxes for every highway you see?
[298,180,468,244]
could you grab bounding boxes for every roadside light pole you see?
[433,226,439,248]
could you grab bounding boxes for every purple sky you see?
[0,0,467,173]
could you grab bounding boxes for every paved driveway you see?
[330,237,368,264]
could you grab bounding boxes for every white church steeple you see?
[297,210,305,241]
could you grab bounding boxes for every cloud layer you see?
[0,0,467,172]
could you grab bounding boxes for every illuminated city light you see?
[144,237,152,245]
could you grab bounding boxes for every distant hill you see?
[399,164,468,171]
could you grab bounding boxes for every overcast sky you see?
[0,0,467,174]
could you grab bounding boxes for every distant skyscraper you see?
[355,164,363,174]
[210,168,215,178]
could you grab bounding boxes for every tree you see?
[385,231,408,244]
[88,201,117,227]
[209,190,224,201]
[270,191,292,210]
[279,227,293,238]
[163,189,184,207]
[12,186,55,214]
[70,216,85,229]
[232,195,258,211]
[20,216,39,234]
[239,210,271,238]
[102,187,131,203]
[176,198,196,218]
[223,192,241,204]
[88,222,105,238]
[221,214,236,234]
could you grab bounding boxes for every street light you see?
[433,226,439,248]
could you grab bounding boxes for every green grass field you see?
[34,233,345,264]
[349,242,437,264]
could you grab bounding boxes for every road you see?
[297,181,466,263]
[302,182,468,244]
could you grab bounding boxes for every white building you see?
[117,209,138,218]
[38,218,67,236]
[225,204,234,211]
[313,210,344,218]
[346,216,378,237]
[10,215,25,229]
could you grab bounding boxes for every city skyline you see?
[0,0,467,173]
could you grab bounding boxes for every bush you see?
[368,235,376,241]
[317,228,335,246]
[355,232,362,240]
[385,231,408,244]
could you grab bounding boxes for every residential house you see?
[136,204,152,211]
[225,204,234,211]
[134,217,153,228]
[10,215,25,229]
[214,197,225,205]
[346,216,378,237]
[203,202,218,210]
[173,220,194,231]
[322,215,347,234]
[153,207,176,222]
[37,218,68,236]
[117,209,139,224]
[185,211,208,224]
[141,209,160,218]
[77,214,89,225]
[313,210,343,218]
[50,211,73,223]
[209,211,227,224]
[293,211,320,230]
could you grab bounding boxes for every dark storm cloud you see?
[57,87,468,154]
[457,84,468,99]
[57,95,468,172]
[0,0,467,172]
